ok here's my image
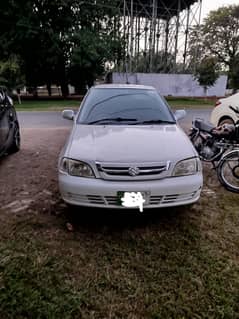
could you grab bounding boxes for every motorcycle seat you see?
[193,118,215,133]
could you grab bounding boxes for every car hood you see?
[66,124,197,163]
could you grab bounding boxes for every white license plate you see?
[117,191,149,210]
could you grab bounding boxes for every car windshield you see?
[77,87,176,125]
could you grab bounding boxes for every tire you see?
[8,122,20,154]
[218,117,234,126]
[217,150,239,193]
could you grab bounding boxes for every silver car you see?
[58,84,202,211]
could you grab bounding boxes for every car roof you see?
[92,84,156,90]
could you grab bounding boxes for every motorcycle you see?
[189,118,237,164]
[189,110,239,192]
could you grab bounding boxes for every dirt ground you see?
[0,127,71,215]
[0,125,225,216]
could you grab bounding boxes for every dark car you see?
[0,89,20,157]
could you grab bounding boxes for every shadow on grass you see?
[59,206,200,246]
[62,204,196,234]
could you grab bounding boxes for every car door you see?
[0,104,11,153]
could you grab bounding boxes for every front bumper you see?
[59,173,203,209]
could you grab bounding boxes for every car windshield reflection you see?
[78,88,175,125]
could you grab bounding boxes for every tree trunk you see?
[60,82,69,98]
[47,83,52,96]
[228,61,237,93]
[17,93,21,104]
[204,86,207,101]
[57,59,68,98]
[32,87,38,98]
[74,84,87,95]
[16,88,21,104]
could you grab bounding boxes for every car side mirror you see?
[62,109,74,121]
[174,109,186,121]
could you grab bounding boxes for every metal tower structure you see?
[117,0,202,73]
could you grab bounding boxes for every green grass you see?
[1,184,239,318]
[15,100,80,111]
[0,244,84,319]
[14,97,214,111]
[166,97,215,109]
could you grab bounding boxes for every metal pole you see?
[164,19,169,71]
[149,0,157,72]
[174,0,181,71]
[123,0,126,73]
[144,18,149,71]
[156,17,161,55]
[152,0,157,55]
[129,0,134,73]
[193,0,203,73]
[183,6,190,69]
[134,12,138,58]
[136,15,141,70]
[144,19,148,53]
[199,0,202,24]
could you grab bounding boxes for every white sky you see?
[201,0,239,20]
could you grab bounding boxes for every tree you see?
[194,57,219,97]
[229,54,239,90]
[188,5,239,90]
[68,1,123,93]
[0,0,75,96]
[0,0,123,97]
[0,55,25,104]
[68,32,120,93]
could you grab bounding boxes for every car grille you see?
[66,191,197,207]
[96,161,171,180]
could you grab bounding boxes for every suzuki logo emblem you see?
[128,166,140,176]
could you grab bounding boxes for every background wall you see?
[112,73,228,97]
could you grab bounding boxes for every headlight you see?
[172,157,202,176]
[59,158,95,178]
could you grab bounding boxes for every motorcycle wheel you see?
[217,150,239,193]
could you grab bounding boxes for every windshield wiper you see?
[87,117,138,124]
[132,119,176,125]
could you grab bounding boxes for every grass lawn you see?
[14,97,215,111]
[167,97,215,109]
[15,100,81,111]
[0,187,239,318]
